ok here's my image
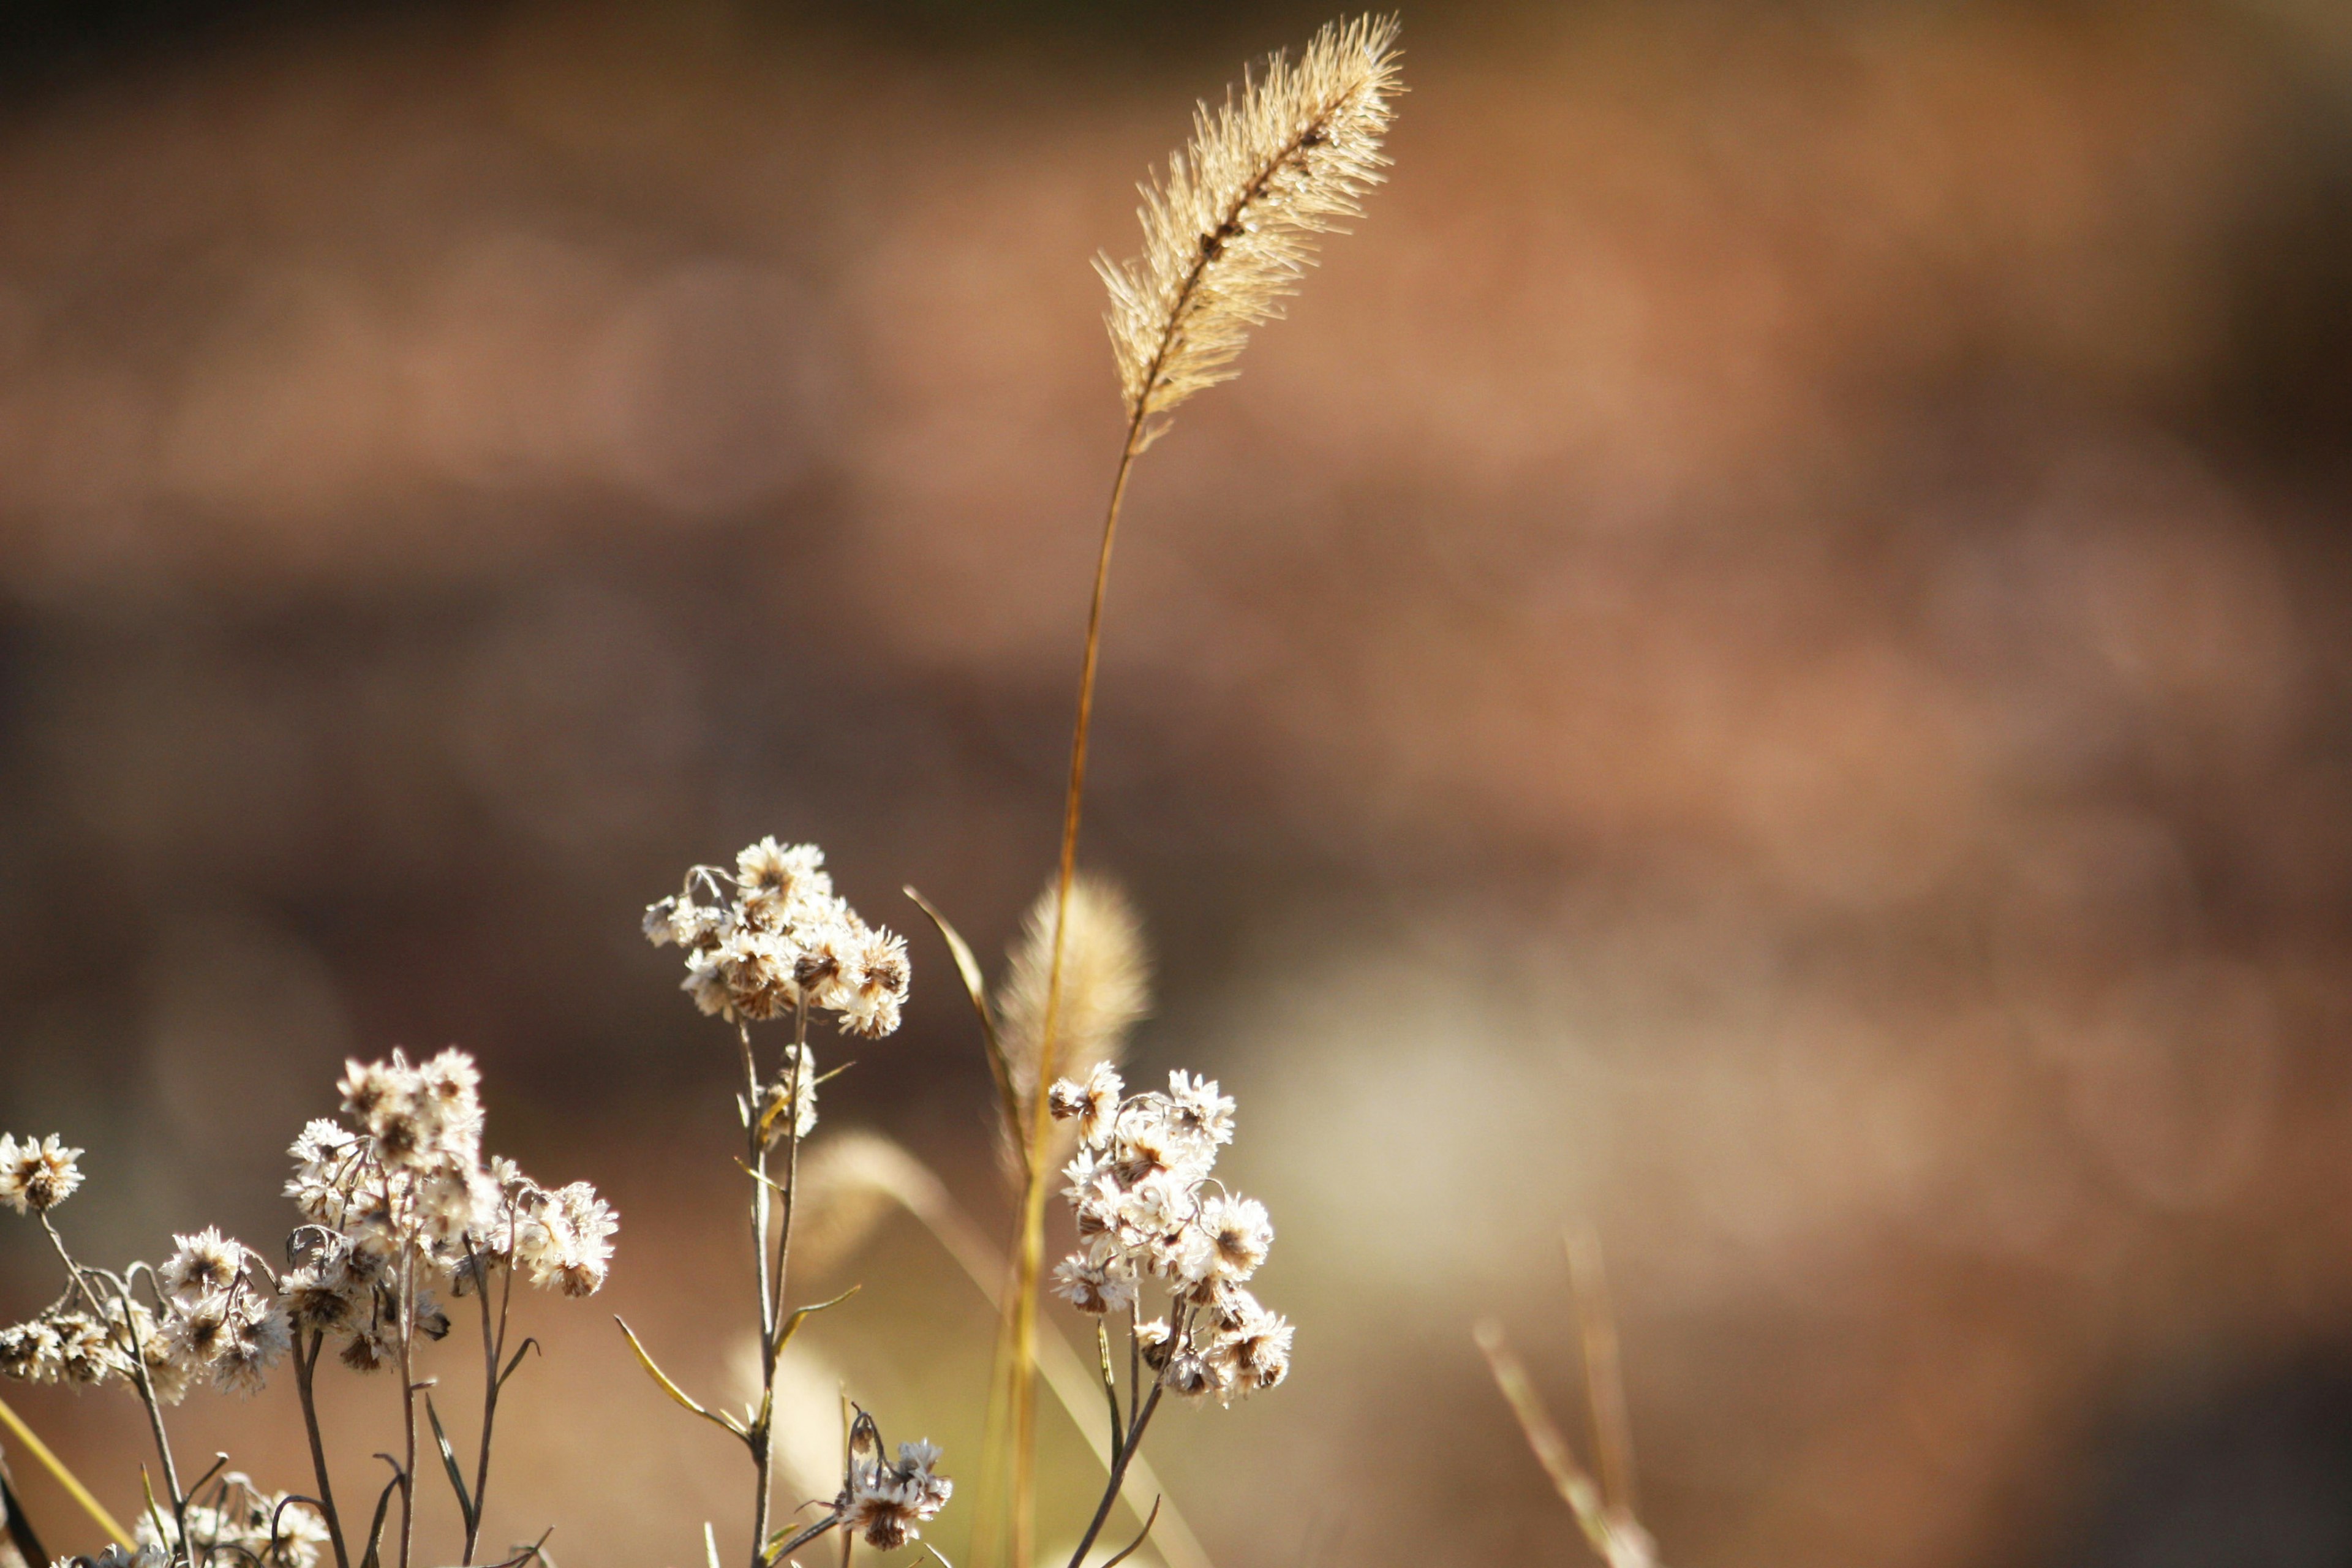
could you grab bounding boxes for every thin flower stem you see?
[744,1018,775,1568]
[761,1512,837,1568]
[295,1333,353,1568]
[461,1240,510,1567]
[774,1001,810,1330]
[39,1220,187,1554]
[749,998,812,1568]
[1062,1383,1162,1568]
[1095,1323,1123,1465]
[397,1243,420,1568]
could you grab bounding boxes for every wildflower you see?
[545,1185,617,1297]
[1158,1344,1228,1404]
[682,949,732,1017]
[339,1318,394,1374]
[837,925,910,1039]
[789,918,854,1014]
[649,839,911,1036]
[0,1318,65,1383]
[160,1227,247,1303]
[1050,1250,1136,1316]
[1213,1301,1293,1396]
[1047,1061,1125,1148]
[1164,1071,1235,1148]
[54,1313,128,1386]
[210,1296,291,1396]
[758,1046,820,1145]
[0,1134,83,1214]
[81,1544,168,1568]
[1108,1113,1196,1189]
[839,1434,953,1550]
[1193,1193,1272,1284]
[1050,1063,1293,1409]
[736,839,832,928]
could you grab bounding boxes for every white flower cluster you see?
[134,1474,330,1568]
[153,1228,292,1397]
[0,1292,188,1400]
[0,1133,83,1214]
[1047,1065,1292,1404]
[50,1544,167,1568]
[281,1048,617,1373]
[834,1425,952,1551]
[644,839,911,1037]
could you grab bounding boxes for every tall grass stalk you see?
[976,17,1403,1566]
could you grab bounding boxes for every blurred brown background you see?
[5,1,2352,1564]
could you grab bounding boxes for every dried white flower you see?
[839,1431,953,1550]
[160,1227,247,1304]
[209,1295,291,1397]
[759,1046,820,1145]
[1164,1071,1235,1148]
[650,840,910,1036]
[1050,1249,1137,1316]
[0,1134,84,1214]
[1193,1193,1272,1284]
[1158,1344,1229,1403]
[0,1318,66,1384]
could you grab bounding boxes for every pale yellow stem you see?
[0,1389,134,1547]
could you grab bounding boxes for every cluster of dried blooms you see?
[0,1048,611,1568]
[644,837,911,1037]
[631,839,949,1567]
[1049,1066,1292,1403]
[4,18,1399,1568]
[834,1417,954,1552]
[135,1473,334,1568]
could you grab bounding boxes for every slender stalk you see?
[744,1021,775,1568]
[1095,1323,1123,1465]
[762,1513,837,1566]
[772,1002,810,1329]
[39,1221,187,1556]
[1564,1228,1636,1521]
[0,1390,132,1546]
[295,1333,353,1568]
[1004,412,1147,1566]
[461,1239,514,1566]
[396,1243,419,1568]
[749,998,812,1568]
[1062,1384,1162,1568]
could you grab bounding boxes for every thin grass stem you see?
[0,1390,132,1546]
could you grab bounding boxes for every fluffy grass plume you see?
[1098,13,1403,445]
[996,873,1150,1137]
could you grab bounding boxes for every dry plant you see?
[634,841,946,1567]
[0,17,1404,1568]
[0,1053,616,1568]
[1474,1232,1663,1568]
[948,18,1404,1567]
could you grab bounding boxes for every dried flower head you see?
[160,1227,247,1303]
[1050,1066,1292,1410]
[837,1426,954,1550]
[0,1134,84,1214]
[646,841,910,1037]
[1098,13,1403,443]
